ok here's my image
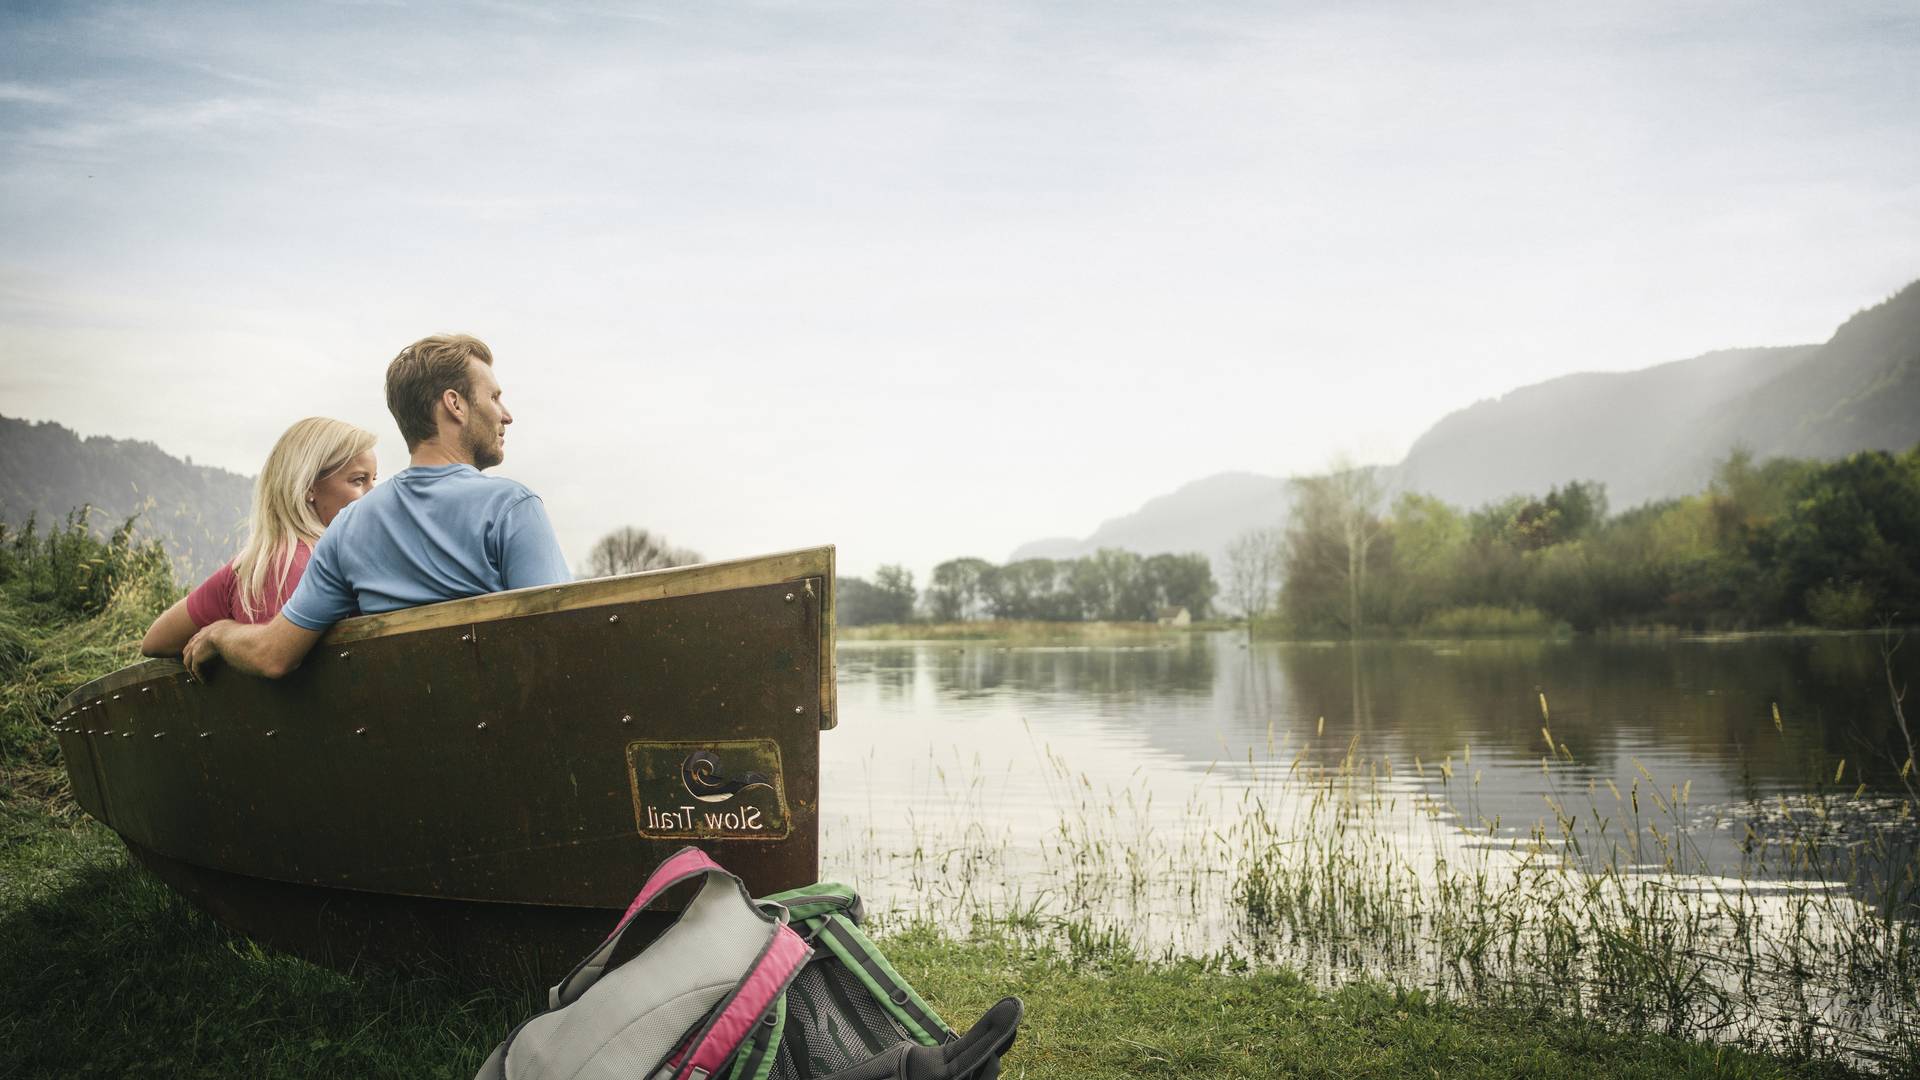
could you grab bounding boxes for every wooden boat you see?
[48,547,836,983]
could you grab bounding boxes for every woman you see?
[141,417,378,656]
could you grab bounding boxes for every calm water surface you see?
[818,631,1918,937]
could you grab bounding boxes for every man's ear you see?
[440,387,467,425]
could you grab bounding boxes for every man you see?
[183,333,571,679]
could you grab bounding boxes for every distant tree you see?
[1224,527,1283,619]
[984,558,1075,620]
[871,564,917,623]
[1069,548,1148,621]
[1378,493,1466,626]
[838,571,917,626]
[1143,552,1216,620]
[1771,448,1920,623]
[925,557,995,621]
[1283,465,1386,637]
[580,527,702,578]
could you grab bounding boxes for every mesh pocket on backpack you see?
[767,957,914,1080]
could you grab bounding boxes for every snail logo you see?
[681,749,775,803]
[627,737,790,839]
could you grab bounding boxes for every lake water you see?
[815,631,1919,1057]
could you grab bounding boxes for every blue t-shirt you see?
[281,464,572,630]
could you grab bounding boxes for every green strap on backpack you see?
[731,881,1010,1080]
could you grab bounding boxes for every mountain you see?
[0,415,251,584]
[1392,345,1817,510]
[1014,276,1920,570]
[1008,471,1292,569]
[1684,280,1920,466]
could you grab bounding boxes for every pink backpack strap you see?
[550,846,728,1010]
[613,847,723,939]
[672,921,811,1080]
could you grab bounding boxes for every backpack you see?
[475,847,1024,1080]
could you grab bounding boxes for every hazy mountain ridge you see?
[1392,344,1818,510]
[1686,279,1920,466]
[0,415,250,583]
[1008,472,1293,568]
[1015,277,1920,569]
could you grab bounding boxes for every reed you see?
[834,705,1920,1072]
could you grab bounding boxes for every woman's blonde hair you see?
[232,417,378,620]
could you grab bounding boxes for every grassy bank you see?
[0,799,1869,1079]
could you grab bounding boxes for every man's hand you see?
[182,620,232,681]
[179,615,323,681]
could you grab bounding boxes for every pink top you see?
[185,542,313,626]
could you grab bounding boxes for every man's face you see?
[460,358,511,470]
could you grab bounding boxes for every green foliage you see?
[1805,581,1877,629]
[837,564,917,627]
[1278,445,1920,635]
[0,510,178,782]
[925,557,996,621]
[1420,605,1570,638]
[918,550,1218,623]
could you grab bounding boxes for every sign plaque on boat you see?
[626,739,791,839]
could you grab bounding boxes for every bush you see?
[1419,605,1569,638]
[0,510,179,782]
[1804,580,1877,629]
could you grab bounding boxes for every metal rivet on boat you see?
[794,706,805,715]
[621,714,633,725]
[476,722,488,731]
[338,651,351,660]
[198,732,211,739]
[460,633,471,642]
[141,686,150,693]
[152,732,164,739]
[354,726,367,736]
[265,730,277,737]
[608,614,620,623]
[785,592,795,602]
[120,732,131,739]
[113,694,121,700]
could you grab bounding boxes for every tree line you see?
[1254,444,1920,636]
[838,551,1217,626]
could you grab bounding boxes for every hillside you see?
[1008,471,1292,569]
[1014,276,1920,573]
[0,415,250,583]
[1683,279,1920,467]
[1392,345,1816,510]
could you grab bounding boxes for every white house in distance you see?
[1156,606,1191,628]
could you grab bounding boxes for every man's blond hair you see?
[385,334,494,449]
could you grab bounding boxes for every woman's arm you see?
[140,597,200,657]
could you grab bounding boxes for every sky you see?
[2,0,1917,582]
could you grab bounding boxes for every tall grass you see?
[834,701,1920,1072]
[0,509,178,803]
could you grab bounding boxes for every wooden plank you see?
[53,546,835,716]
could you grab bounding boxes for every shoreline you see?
[839,619,1913,644]
[0,802,1887,1079]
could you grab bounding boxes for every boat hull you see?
[51,548,836,980]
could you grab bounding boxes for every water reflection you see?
[820,632,1917,1060]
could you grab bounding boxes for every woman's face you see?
[308,450,378,526]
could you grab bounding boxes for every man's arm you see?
[500,494,573,588]
[182,615,323,680]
